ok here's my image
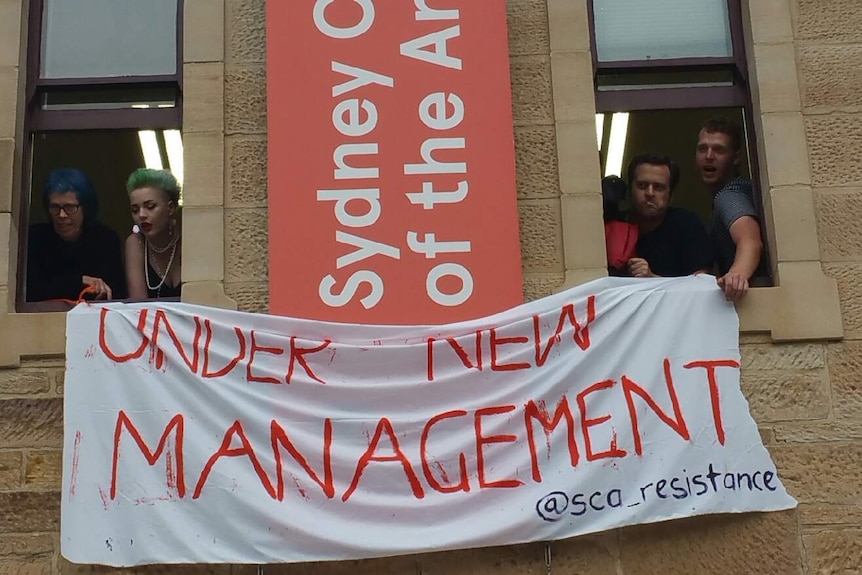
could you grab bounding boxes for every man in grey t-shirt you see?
[696,118,763,301]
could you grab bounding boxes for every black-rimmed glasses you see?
[47,203,81,216]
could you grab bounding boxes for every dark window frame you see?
[588,0,772,284]
[588,0,749,113]
[16,0,184,312]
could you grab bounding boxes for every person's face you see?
[696,129,740,190]
[631,163,672,222]
[130,187,175,239]
[47,191,84,242]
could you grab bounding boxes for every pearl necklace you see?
[145,237,178,294]
[148,233,178,254]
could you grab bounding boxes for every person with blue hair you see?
[26,168,126,301]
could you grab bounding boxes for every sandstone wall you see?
[1,0,861,573]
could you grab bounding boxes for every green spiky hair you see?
[126,168,181,204]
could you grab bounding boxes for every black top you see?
[636,207,714,277]
[26,221,127,302]
[146,261,181,299]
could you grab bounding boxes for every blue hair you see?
[42,168,99,222]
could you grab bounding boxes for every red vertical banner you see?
[266,1,523,324]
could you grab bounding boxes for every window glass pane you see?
[593,0,732,62]
[41,0,178,79]
[41,87,177,111]
[597,70,735,91]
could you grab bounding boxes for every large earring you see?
[169,217,176,237]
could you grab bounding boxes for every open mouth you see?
[140,223,153,232]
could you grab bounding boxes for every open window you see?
[17,0,184,310]
[588,0,770,284]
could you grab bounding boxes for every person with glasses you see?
[26,168,126,302]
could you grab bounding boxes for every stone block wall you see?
[2,0,862,573]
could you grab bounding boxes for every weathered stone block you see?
[183,63,225,134]
[0,138,13,212]
[761,113,811,187]
[805,114,862,188]
[619,510,801,575]
[25,450,62,491]
[739,343,825,371]
[771,442,862,503]
[0,368,53,396]
[741,368,830,423]
[748,0,793,44]
[753,44,801,114]
[58,559,240,574]
[0,534,53,559]
[262,555,416,575]
[0,212,11,290]
[507,0,550,56]
[225,65,268,135]
[796,0,862,43]
[224,281,269,314]
[547,0,591,52]
[822,263,862,339]
[826,342,862,419]
[555,119,602,196]
[0,67,17,140]
[769,186,821,263]
[804,528,862,575]
[518,199,563,271]
[227,0,266,65]
[421,543,546,575]
[225,136,268,207]
[800,502,862,526]
[0,535,51,574]
[182,207,225,283]
[514,126,560,200]
[184,0,224,63]
[225,208,269,283]
[0,0,22,68]
[0,399,63,449]
[814,189,862,261]
[523,272,564,302]
[799,45,862,113]
[509,56,554,126]
[552,533,618,574]
[0,560,50,575]
[774,421,862,443]
[0,492,59,533]
[0,451,21,490]
[183,132,225,207]
[550,51,597,124]
[559,194,606,270]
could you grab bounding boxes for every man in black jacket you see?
[626,154,713,278]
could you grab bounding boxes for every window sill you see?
[559,261,844,343]
[2,297,180,367]
[735,261,843,341]
[15,296,181,314]
[1,282,236,367]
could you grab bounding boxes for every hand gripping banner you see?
[61,276,795,566]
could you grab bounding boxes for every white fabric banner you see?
[61,276,795,566]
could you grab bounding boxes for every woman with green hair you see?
[124,168,182,299]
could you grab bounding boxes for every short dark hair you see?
[43,168,99,222]
[700,117,743,152]
[627,153,680,193]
